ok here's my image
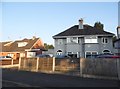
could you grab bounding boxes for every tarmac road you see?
[2,68,120,87]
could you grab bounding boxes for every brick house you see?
[0,37,45,59]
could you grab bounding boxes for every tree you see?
[94,22,104,30]
[44,43,54,50]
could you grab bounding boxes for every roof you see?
[0,38,45,52]
[53,25,114,38]
[114,38,120,43]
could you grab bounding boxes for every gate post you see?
[18,57,21,69]
[36,57,39,72]
[80,58,83,77]
[52,57,55,72]
[11,58,14,65]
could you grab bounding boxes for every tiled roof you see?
[53,25,114,37]
[0,38,44,52]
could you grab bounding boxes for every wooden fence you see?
[55,58,79,73]
[19,57,55,72]
[80,58,120,79]
[0,59,19,68]
[1,57,119,80]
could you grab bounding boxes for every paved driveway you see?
[2,68,119,87]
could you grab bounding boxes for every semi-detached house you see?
[53,19,115,58]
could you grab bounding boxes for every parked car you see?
[36,54,51,58]
[55,55,71,59]
[0,56,12,60]
[96,54,120,58]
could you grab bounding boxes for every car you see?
[0,56,12,60]
[96,54,120,58]
[55,55,71,59]
[36,54,51,58]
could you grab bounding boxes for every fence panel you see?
[81,58,118,77]
[55,58,80,74]
[38,58,53,71]
[19,57,55,72]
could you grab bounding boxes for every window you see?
[67,38,72,43]
[102,38,108,44]
[56,50,62,55]
[85,36,98,43]
[72,37,78,43]
[103,50,111,54]
[18,42,28,47]
[58,39,63,45]
[27,52,36,58]
[67,37,78,43]
[85,51,98,58]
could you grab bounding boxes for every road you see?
[2,68,120,87]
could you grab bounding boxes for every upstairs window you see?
[85,36,98,43]
[18,42,28,47]
[58,39,63,45]
[102,38,108,44]
[67,37,78,43]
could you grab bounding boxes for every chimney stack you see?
[117,26,120,39]
[32,36,36,40]
[78,18,83,29]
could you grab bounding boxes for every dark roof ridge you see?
[53,24,114,37]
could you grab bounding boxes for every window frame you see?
[102,37,109,44]
[102,49,111,54]
[58,39,63,45]
[85,51,98,58]
[85,36,98,43]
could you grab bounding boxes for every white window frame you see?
[85,36,98,43]
[72,37,78,43]
[27,52,36,58]
[56,50,62,55]
[67,37,78,43]
[18,42,28,47]
[85,51,98,58]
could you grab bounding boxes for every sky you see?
[0,1,119,45]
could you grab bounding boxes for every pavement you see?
[2,68,120,88]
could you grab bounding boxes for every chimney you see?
[117,26,120,39]
[32,36,36,40]
[78,18,84,29]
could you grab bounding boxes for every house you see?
[0,37,45,59]
[42,48,54,57]
[114,26,120,55]
[53,19,115,58]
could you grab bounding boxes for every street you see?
[2,68,119,87]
